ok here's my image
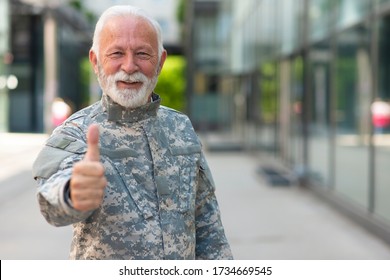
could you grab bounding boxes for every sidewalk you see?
[0,133,48,182]
[1,132,390,259]
[201,134,390,259]
[206,151,390,259]
[0,133,72,259]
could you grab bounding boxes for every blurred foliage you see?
[335,57,355,111]
[80,57,92,108]
[69,0,81,10]
[176,0,186,41]
[176,0,185,24]
[155,55,186,112]
[260,62,278,123]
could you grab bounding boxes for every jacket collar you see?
[101,93,161,123]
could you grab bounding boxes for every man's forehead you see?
[101,18,157,48]
[104,15,156,35]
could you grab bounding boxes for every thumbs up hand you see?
[84,123,101,162]
[70,124,107,212]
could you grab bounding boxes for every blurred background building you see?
[0,0,92,133]
[0,0,390,245]
[187,0,390,244]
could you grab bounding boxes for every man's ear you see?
[158,49,167,74]
[89,49,99,74]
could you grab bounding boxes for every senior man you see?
[33,5,233,260]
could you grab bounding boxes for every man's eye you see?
[109,52,123,57]
[137,52,151,59]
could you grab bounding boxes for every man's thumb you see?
[85,124,100,161]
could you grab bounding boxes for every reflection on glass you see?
[258,62,278,152]
[374,16,390,221]
[289,56,304,167]
[336,0,371,29]
[334,25,371,208]
[279,0,305,54]
[309,0,336,42]
[308,41,332,187]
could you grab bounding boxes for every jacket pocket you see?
[180,159,202,215]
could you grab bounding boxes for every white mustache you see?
[114,71,148,84]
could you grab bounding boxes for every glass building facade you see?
[191,0,390,243]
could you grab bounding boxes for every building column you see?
[43,9,58,133]
[0,0,10,132]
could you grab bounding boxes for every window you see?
[333,24,372,208]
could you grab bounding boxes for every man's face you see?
[90,16,166,108]
[96,63,158,109]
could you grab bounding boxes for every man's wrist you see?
[63,180,74,208]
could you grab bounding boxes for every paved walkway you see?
[1,132,390,259]
[207,151,390,259]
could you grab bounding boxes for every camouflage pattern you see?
[33,93,233,260]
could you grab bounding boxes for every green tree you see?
[155,55,186,112]
[260,62,278,123]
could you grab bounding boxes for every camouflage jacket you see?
[32,93,233,260]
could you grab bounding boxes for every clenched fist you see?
[70,124,107,211]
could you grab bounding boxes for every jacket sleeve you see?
[32,132,94,227]
[194,152,233,260]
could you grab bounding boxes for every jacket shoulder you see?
[32,102,101,179]
[158,105,192,123]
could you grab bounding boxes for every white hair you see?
[91,5,164,58]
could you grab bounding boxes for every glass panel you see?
[258,62,278,152]
[243,9,257,70]
[289,56,304,167]
[334,25,371,208]
[279,60,291,161]
[257,0,277,62]
[374,0,390,17]
[309,0,337,42]
[293,0,306,50]
[374,16,390,222]
[193,13,221,73]
[278,0,304,54]
[336,0,371,29]
[308,41,332,187]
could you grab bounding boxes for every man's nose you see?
[121,53,139,74]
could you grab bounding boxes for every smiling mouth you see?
[117,80,142,89]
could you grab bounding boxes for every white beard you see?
[97,65,158,109]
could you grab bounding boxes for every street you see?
[0,133,71,259]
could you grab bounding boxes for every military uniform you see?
[33,94,233,260]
